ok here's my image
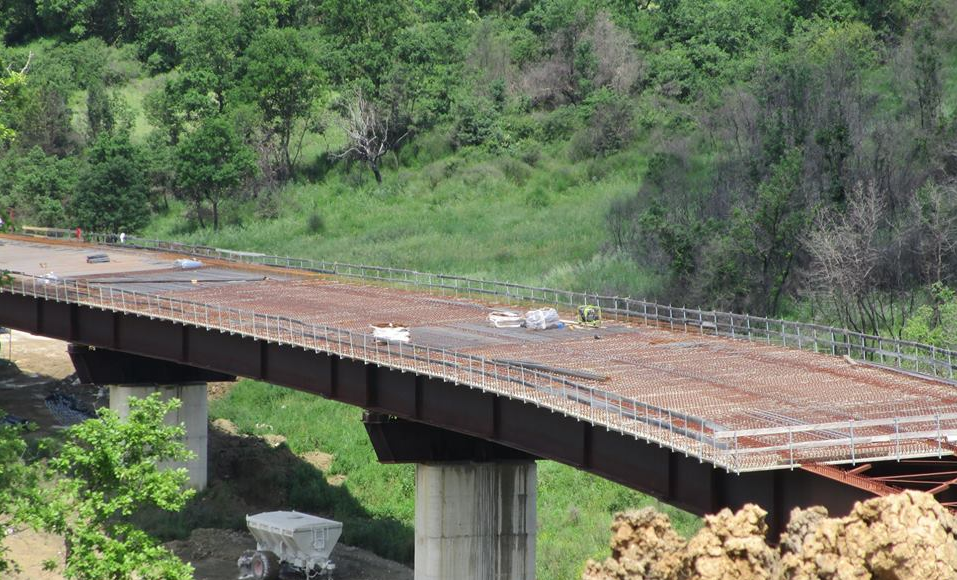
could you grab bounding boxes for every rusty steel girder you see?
[0,292,876,538]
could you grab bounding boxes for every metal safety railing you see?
[18,226,956,383]
[7,228,957,471]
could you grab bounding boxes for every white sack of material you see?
[524,307,561,330]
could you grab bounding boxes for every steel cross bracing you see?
[5,230,957,473]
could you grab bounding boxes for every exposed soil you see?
[0,331,103,439]
[166,528,412,580]
[4,528,65,580]
[0,332,412,580]
[583,490,957,580]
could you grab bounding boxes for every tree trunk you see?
[213,201,219,231]
[370,159,383,184]
[281,122,293,181]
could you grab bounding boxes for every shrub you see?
[497,157,532,185]
[569,97,634,161]
[525,186,550,208]
[452,95,501,149]
[306,211,326,235]
[513,139,542,166]
[537,107,580,142]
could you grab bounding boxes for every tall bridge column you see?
[69,344,235,491]
[109,383,209,490]
[364,413,539,580]
[415,461,536,580]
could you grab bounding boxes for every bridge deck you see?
[3,236,957,472]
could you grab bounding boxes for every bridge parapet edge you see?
[3,265,956,473]
[14,227,957,385]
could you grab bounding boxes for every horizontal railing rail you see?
[7,227,957,471]
[17,226,955,384]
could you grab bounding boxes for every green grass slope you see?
[144,128,664,298]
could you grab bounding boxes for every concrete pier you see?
[414,461,536,580]
[109,383,208,490]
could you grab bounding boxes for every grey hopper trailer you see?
[238,511,343,580]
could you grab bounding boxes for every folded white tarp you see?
[488,310,524,328]
[372,323,410,343]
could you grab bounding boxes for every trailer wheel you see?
[250,550,281,580]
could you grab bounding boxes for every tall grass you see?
[144,143,658,296]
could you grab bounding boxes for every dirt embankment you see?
[583,490,957,580]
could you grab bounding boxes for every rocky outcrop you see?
[583,491,957,580]
[779,491,957,580]
[685,505,778,580]
[582,508,687,580]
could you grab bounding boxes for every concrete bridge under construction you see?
[3,230,957,580]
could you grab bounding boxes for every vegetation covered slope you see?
[3,1,957,579]
[2,1,957,335]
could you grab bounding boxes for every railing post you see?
[849,420,855,465]
[733,434,739,474]
[937,414,942,458]
[894,417,900,461]
[788,428,794,469]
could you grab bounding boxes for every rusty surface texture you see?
[3,235,957,472]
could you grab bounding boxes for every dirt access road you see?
[0,330,412,580]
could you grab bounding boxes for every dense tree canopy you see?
[176,115,258,229]
[0,0,952,339]
[70,132,150,232]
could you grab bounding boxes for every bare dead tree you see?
[805,183,917,335]
[911,181,957,284]
[6,51,32,75]
[334,90,407,184]
[519,11,643,107]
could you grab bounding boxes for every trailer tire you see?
[250,550,281,580]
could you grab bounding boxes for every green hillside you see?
[3,1,957,579]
